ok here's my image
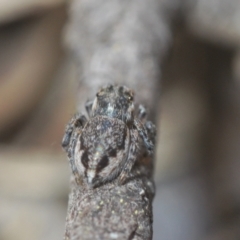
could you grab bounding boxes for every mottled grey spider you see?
[62,84,156,188]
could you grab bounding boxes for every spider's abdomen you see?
[74,116,130,187]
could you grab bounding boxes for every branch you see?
[64,0,179,239]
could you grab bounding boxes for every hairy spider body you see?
[62,84,156,188]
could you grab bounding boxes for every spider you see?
[62,84,156,188]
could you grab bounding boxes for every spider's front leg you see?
[134,119,155,154]
[85,99,93,118]
[62,113,87,150]
[118,129,141,185]
[136,104,156,152]
[145,121,156,145]
[62,113,87,184]
[137,104,147,121]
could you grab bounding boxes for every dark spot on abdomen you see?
[97,155,109,171]
[81,151,89,168]
[108,148,117,157]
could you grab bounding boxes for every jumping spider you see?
[62,84,156,188]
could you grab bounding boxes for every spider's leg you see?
[85,100,93,118]
[118,129,140,185]
[137,104,147,121]
[62,113,87,184]
[145,121,156,145]
[62,113,87,150]
[134,119,154,154]
[68,138,82,185]
[62,126,74,151]
[73,113,88,127]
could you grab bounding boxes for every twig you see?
[64,0,179,239]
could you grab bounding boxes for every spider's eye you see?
[128,94,133,101]
[118,86,134,101]
[106,84,114,91]
[124,91,133,101]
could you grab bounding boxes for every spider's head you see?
[92,84,135,125]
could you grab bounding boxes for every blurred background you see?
[0,0,240,240]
